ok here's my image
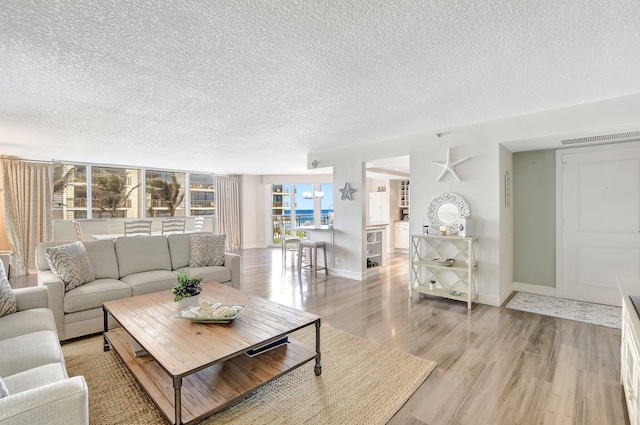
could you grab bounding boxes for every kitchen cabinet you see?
[394,221,410,250]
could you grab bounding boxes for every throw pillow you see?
[0,376,8,398]
[45,242,96,292]
[0,259,16,318]
[190,234,226,267]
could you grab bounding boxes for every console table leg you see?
[314,319,322,376]
[102,306,110,352]
[173,377,182,425]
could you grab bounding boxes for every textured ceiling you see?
[1,1,640,174]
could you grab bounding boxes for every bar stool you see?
[297,240,328,276]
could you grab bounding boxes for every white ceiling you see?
[1,1,640,175]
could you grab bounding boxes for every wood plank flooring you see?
[11,248,628,423]
[239,248,629,425]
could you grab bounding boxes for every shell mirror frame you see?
[426,192,470,234]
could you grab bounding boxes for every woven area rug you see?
[63,325,436,425]
[506,292,622,329]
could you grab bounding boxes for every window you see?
[190,173,215,216]
[271,183,333,243]
[53,164,87,220]
[52,163,218,220]
[92,167,142,218]
[146,171,186,217]
[321,183,334,225]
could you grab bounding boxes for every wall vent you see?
[561,131,640,146]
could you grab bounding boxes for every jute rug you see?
[63,325,436,424]
[506,292,621,329]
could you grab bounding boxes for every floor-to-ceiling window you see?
[270,183,333,243]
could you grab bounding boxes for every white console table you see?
[409,234,478,309]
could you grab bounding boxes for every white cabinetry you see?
[394,222,410,250]
[366,229,383,271]
[409,234,478,309]
[369,192,389,224]
[621,278,640,425]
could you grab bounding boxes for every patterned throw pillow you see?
[45,242,96,292]
[0,376,8,398]
[189,234,226,267]
[0,259,16,318]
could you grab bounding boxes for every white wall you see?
[304,92,640,305]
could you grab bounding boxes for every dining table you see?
[91,231,195,240]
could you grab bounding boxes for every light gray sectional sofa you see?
[36,233,241,341]
[0,285,89,425]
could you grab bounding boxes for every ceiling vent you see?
[561,131,640,146]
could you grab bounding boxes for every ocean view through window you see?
[271,183,333,243]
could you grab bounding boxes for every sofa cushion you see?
[82,240,120,279]
[45,242,96,292]
[0,308,57,342]
[3,363,67,395]
[0,330,64,377]
[190,234,226,267]
[120,270,178,296]
[0,260,16,318]
[63,278,132,314]
[116,235,172,277]
[176,266,231,285]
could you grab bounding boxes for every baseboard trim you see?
[329,268,366,281]
[512,282,557,297]
[478,294,502,307]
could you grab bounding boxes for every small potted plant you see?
[171,271,203,307]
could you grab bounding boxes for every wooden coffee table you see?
[102,282,321,425]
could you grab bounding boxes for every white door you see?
[559,143,640,306]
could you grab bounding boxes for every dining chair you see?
[280,217,300,270]
[124,220,152,236]
[72,220,84,241]
[193,216,205,232]
[162,218,186,235]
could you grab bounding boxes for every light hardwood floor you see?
[240,248,629,425]
[13,248,628,424]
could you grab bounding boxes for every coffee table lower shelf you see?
[105,328,317,425]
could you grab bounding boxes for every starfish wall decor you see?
[339,182,356,200]
[432,146,469,182]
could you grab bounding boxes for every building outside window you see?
[146,171,186,217]
[53,164,87,220]
[92,167,142,218]
[189,173,215,216]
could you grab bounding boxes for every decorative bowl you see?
[432,258,455,267]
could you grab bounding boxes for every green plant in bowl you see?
[171,271,203,302]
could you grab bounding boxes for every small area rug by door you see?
[506,292,621,329]
[63,325,436,425]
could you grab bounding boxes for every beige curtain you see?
[214,175,240,251]
[2,159,54,275]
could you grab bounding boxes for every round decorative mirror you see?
[427,192,470,233]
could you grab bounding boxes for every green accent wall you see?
[513,150,556,287]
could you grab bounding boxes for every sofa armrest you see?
[42,279,66,341]
[13,287,48,311]
[0,376,88,425]
[225,253,241,290]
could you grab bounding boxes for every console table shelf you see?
[409,234,479,309]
